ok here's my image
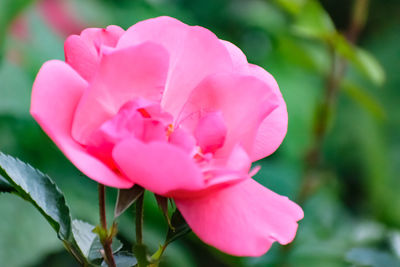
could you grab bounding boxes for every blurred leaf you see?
[165,209,191,245]
[0,194,62,266]
[231,0,286,34]
[114,185,144,218]
[274,0,306,15]
[330,34,386,86]
[346,247,400,267]
[0,0,35,60]
[354,48,386,86]
[0,62,31,117]
[101,251,137,267]
[276,35,329,73]
[292,0,335,40]
[341,80,386,121]
[389,231,400,259]
[351,221,386,245]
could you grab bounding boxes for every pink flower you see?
[31,16,303,256]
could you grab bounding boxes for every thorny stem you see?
[98,184,116,267]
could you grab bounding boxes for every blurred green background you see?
[0,0,399,266]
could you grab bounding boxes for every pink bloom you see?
[31,16,303,256]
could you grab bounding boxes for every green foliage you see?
[292,0,335,39]
[346,248,400,267]
[0,0,36,60]
[0,152,73,241]
[0,174,13,193]
[0,62,31,117]
[341,79,386,121]
[101,252,137,267]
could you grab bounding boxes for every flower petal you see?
[178,73,279,159]
[194,111,227,154]
[64,25,124,81]
[71,42,169,144]
[112,138,204,196]
[246,64,288,161]
[220,40,248,69]
[117,16,233,118]
[175,179,303,256]
[221,40,288,160]
[31,60,132,188]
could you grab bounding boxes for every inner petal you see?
[86,98,172,169]
[194,111,227,154]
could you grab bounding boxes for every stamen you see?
[166,124,174,137]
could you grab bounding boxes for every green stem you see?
[98,184,116,267]
[135,192,144,245]
[134,192,148,267]
[298,0,370,204]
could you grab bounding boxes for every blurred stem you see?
[280,1,370,265]
[98,184,116,267]
[297,0,370,204]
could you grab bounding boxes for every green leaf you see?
[354,48,386,86]
[0,152,72,241]
[165,209,191,245]
[88,236,123,261]
[0,174,14,193]
[0,152,91,265]
[101,252,137,267]
[292,0,335,40]
[273,0,306,15]
[114,185,144,218]
[341,80,386,121]
[72,219,98,258]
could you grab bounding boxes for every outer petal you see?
[221,41,288,161]
[178,73,279,159]
[71,42,169,144]
[31,60,132,188]
[220,40,248,70]
[175,179,303,256]
[117,16,233,118]
[64,25,125,81]
[112,138,204,196]
[246,65,288,161]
